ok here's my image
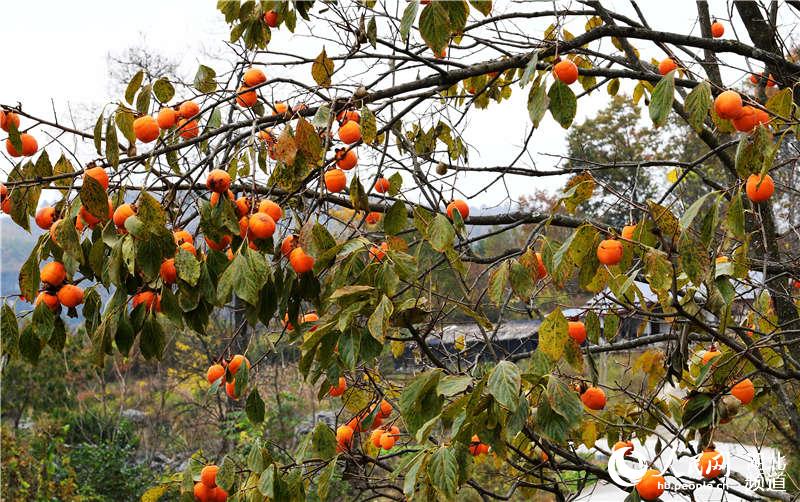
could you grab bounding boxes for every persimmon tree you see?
[2,1,800,501]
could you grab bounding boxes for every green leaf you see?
[679,191,715,230]
[114,108,136,145]
[193,64,217,93]
[384,200,407,235]
[216,455,236,491]
[726,191,745,240]
[649,70,675,127]
[93,113,104,155]
[765,87,793,126]
[469,0,492,16]
[684,81,711,132]
[80,174,109,220]
[604,312,619,339]
[548,80,577,129]
[527,80,549,127]
[400,1,418,42]
[246,388,266,423]
[6,120,22,156]
[19,324,42,364]
[367,16,377,48]
[19,247,40,303]
[428,446,457,500]
[647,200,680,243]
[125,69,144,105]
[258,465,276,497]
[487,360,521,411]
[140,314,165,360]
[520,51,539,88]
[56,215,83,263]
[538,308,568,362]
[360,106,377,145]
[487,261,509,305]
[311,48,334,88]
[607,78,620,95]
[312,422,337,460]
[153,78,175,103]
[311,105,331,128]
[388,172,402,196]
[508,260,535,300]
[682,393,714,429]
[367,295,393,342]
[174,248,201,286]
[444,0,468,33]
[419,2,451,53]
[427,214,455,253]
[317,458,336,501]
[679,233,710,286]
[105,116,119,168]
[547,376,583,424]
[437,375,472,397]
[2,303,19,354]
[136,84,152,115]
[399,369,443,435]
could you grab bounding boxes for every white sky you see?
[0,0,784,213]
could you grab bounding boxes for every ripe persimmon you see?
[225,381,240,400]
[272,102,289,115]
[711,21,724,38]
[210,190,234,207]
[365,212,381,225]
[338,121,361,144]
[35,206,56,230]
[335,148,358,170]
[658,58,677,75]
[379,432,396,450]
[200,465,218,488]
[289,247,315,274]
[79,201,112,228]
[745,173,774,203]
[635,469,665,501]
[41,261,67,287]
[160,259,177,284]
[258,200,282,222]
[336,425,354,448]
[701,348,722,365]
[337,110,360,124]
[374,177,390,193]
[369,242,389,262]
[6,133,38,157]
[379,399,392,418]
[329,376,347,397]
[174,229,193,246]
[235,86,258,107]
[446,199,469,220]
[731,378,755,405]
[132,291,160,312]
[1,198,9,214]
[178,119,199,139]
[714,90,743,120]
[248,212,276,239]
[732,106,769,132]
[180,242,197,256]
[206,234,232,251]
[206,169,232,194]
[0,111,20,132]
[698,450,724,479]
[84,167,109,190]
[280,235,298,257]
[243,68,267,87]
[194,482,213,502]
[56,284,84,308]
[156,108,177,129]
[370,429,384,448]
[264,10,279,27]
[207,363,225,384]
[228,354,250,375]
[613,440,634,454]
[533,252,547,279]
[235,197,250,217]
[179,101,200,119]
[324,169,347,193]
[35,292,60,311]
[553,59,579,84]
[0,183,7,201]
[621,224,636,240]
[597,239,623,266]
[133,115,160,143]
[113,203,136,230]
[580,386,606,410]
[238,216,249,238]
[567,321,586,344]
[210,486,227,502]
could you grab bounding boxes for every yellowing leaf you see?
[311,47,334,87]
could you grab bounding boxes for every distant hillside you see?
[1,216,39,296]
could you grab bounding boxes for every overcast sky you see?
[0,1,787,214]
